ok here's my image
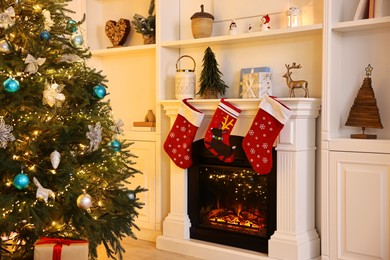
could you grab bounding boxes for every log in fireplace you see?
[188,136,276,253]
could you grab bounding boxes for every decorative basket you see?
[190,5,214,39]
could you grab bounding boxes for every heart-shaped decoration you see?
[105,18,131,47]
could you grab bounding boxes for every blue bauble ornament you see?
[40,30,51,41]
[13,173,30,190]
[3,78,20,93]
[111,139,121,152]
[93,85,106,99]
[70,34,84,48]
[66,19,78,33]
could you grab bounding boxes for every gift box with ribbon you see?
[34,237,88,260]
[239,67,272,98]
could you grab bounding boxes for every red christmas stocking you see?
[164,99,204,169]
[243,95,292,174]
[204,98,241,163]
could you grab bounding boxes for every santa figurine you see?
[260,14,270,31]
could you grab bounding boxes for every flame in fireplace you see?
[207,206,265,233]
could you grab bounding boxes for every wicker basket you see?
[190,5,214,39]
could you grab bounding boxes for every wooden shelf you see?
[91,44,156,57]
[328,138,390,154]
[332,16,390,32]
[161,24,323,49]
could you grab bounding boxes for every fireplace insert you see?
[188,136,276,253]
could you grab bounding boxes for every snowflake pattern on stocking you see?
[243,96,292,175]
[246,116,274,166]
[163,99,204,169]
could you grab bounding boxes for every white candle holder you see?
[286,6,302,27]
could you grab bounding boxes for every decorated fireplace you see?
[188,137,276,253]
[157,98,321,260]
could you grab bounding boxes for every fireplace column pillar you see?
[159,103,191,240]
[268,98,321,259]
[161,165,191,239]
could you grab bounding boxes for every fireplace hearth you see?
[188,137,276,253]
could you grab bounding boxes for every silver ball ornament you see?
[128,192,136,200]
[70,34,84,48]
[0,40,10,53]
[77,193,92,209]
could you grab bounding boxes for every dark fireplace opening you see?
[188,136,276,253]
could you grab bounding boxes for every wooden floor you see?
[96,237,202,260]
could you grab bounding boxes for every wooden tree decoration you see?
[345,64,383,139]
[197,47,229,98]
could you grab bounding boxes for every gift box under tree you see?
[34,238,88,260]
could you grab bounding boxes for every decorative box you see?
[239,67,272,98]
[34,237,88,260]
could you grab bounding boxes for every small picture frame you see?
[239,67,272,98]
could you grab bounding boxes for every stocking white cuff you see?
[179,99,204,127]
[260,95,292,124]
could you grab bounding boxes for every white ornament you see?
[42,9,54,31]
[111,119,124,137]
[0,40,10,53]
[42,82,65,107]
[0,116,15,149]
[24,54,46,75]
[0,7,15,28]
[77,193,92,210]
[33,177,55,203]
[50,150,61,169]
[86,122,102,152]
[59,54,83,63]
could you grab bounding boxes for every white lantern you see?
[175,55,196,100]
[286,6,302,28]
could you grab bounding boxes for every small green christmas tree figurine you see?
[0,0,145,259]
[197,47,229,98]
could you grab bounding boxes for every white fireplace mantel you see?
[157,98,321,260]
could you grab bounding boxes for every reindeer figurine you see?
[283,63,309,97]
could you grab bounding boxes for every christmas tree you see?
[0,0,145,259]
[197,47,229,98]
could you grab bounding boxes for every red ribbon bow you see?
[35,237,87,260]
